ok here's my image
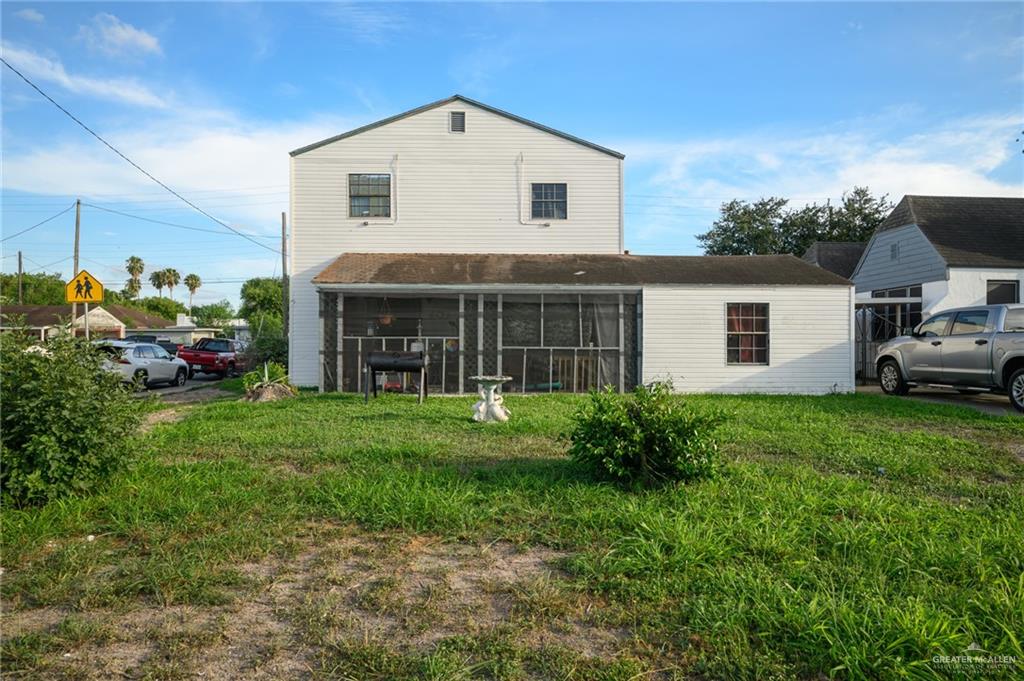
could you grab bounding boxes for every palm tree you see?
[164,268,181,301]
[149,270,166,297]
[183,273,202,314]
[123,278,141,299]
[125,256,144,299]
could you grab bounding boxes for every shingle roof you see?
[0,304,172,329]
[313,253,852,287]
[877,195,1024,268]
[290,95,625,159]
[801,241,867,279]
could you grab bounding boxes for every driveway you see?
[857,384,1016,417]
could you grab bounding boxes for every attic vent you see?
[449,111,466,133]
[890,243,900,261]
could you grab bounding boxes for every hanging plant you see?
[377,297,393,326]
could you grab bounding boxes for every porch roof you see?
[313,253,852,288]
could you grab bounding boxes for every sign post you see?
[65,270,104,339]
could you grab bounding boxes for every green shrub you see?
[0,332,142,506]
[567,382,724,487]
[242,361,295,394]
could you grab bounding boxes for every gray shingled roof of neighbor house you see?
[877,195,1024,268]
[313,253,853,287]
[801,242,867,279]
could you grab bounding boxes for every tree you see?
[0,272,65,305]
[192,300,235,328]
[136,296,186,321]
[122,278,141,300]
[149,270,166,297]
[239,277,283,319]
[125,256,144,299]
[164,268,181,301]
[183,274,201,314]
[697,187,893,256]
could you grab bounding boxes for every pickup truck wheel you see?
[226,363,238,378]
[879,360,909,396]
[1008,368,1024,413]
[174,368,187,387]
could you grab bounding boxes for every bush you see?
[1,332,142,506]
[567,382,724,487]
[242,361,296,402]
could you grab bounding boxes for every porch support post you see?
[618,293,625,393]
[342,292,350,393]
[477,294,484,377]
[458,295,465,393]
[317,291,325,393]
[497,294,503,377]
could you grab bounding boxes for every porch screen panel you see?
[320,292,338,392]
[543,295,580,346]
[462,296,478,393]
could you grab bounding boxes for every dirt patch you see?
[139,408,186,434]
[161,387,234,405]
[3,533,631,679]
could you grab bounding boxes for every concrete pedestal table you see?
[470,375,512,422]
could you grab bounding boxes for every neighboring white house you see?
[289,95,854,394]
[849,195,1024,339]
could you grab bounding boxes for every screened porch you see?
[317,291,641,394]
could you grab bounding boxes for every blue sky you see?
[2,2,1022,307]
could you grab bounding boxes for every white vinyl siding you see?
[642,285,854,394]
[289,100,623,386]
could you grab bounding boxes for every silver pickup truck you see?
[875,304,1024,412]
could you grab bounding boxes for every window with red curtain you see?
[726,303,769,365]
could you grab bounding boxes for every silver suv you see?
[875,304,1024,412]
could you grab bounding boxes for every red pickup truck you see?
[177,337,247,379]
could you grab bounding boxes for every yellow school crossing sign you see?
[65,270,104,304]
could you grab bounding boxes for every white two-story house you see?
[288,95,854,394]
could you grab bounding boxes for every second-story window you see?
[531,183,567,220]
[349,174,391,218]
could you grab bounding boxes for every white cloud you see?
[77,13,162,58]
[0,41,167,107]
[15,8,44,23]
[320,2,409,44]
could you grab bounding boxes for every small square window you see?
[348,174,391,218]
[449,111,466,133]
[531,183,567,220]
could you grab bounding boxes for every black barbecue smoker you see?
[364,350,428,403]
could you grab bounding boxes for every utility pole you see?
[72,199,81,336]
[17,251,24,304]
[281,211,289,337]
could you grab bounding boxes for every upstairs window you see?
[531,183,567,220]
[349,174,391,218]
[726,303,769,365]
[449,111,466,133]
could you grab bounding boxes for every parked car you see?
[124,334,180,357]
[177,337,246,379]
[96,340,189,388]
[875,304,1024,411]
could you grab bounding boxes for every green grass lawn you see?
[3,391,1023,680]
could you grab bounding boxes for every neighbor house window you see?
[987,280,1020,305]
[349,174,391,218]
[449,111,466,133]
[531,183,567,219]
[726,303,769,365]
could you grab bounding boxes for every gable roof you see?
[801,241,867,279]
[0,304,173,329]
[876,195,1024,268]
[290,95,625,159]
[313,253,851,287]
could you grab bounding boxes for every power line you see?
[82,203,277,240]
[27,255,72,273]
[1,203,76,242]
[1,57,281,255]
